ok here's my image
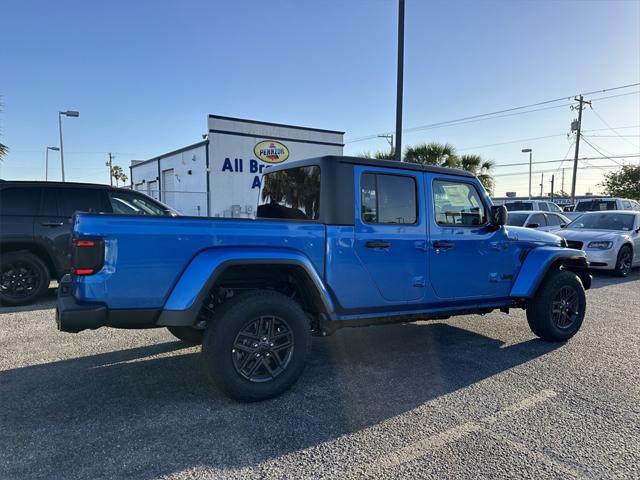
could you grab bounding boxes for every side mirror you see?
[526,223,539,229]
[489,205,507,227]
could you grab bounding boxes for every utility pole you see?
[377,134,394,156]
[570,95,591,203]
[540,172,544,197]
[394,0,405,162]
[550,175,555,202]
[106,152,113,186]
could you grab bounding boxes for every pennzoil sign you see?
[254,140,289,164]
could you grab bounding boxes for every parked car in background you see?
[0,181,176,305]
[555,211,640,277]
[564,197,640,221]
[57,155,590,402]
[503,200,564,214]
[506,210,571,231]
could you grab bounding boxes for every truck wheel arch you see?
[510,247,591,299]
[157,255,336,329]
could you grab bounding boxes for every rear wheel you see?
[202,290,310,402]
[614,245,632,277]
[166,326,204,345]
[526,269,586,341]
[0,252,50,306]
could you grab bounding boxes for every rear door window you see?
[361,173,417,224]
[538,202,549,211]
[545,213,561,226]
[0,187,42,215]
[528,213,547,227]
[57,188,106,217]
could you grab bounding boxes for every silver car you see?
[506,210,571,232]
[555,211,640,277]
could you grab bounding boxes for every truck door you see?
[354,166,427,303]
[427,176,517,299]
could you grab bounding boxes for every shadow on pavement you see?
[587,268,640,290]
[0,323,561,479]
[0,286,57,314]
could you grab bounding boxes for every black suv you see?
[0,181,174,305]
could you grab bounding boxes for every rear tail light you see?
[71,238,105,276]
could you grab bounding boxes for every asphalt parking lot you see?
[1,271,639,480]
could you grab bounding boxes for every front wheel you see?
[202,290,311,402]
[526,270,586,342]
[614,245,632,277]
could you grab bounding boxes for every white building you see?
[130,115,344,217]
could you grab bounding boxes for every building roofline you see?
[208,114,345,135]
[130,140,208,168]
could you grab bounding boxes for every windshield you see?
[567,213,635,231]
[575,200,617,212]
[257,166,320,220]
[506,213,529,226]
[505,202,532,211]
[108,191,174,216]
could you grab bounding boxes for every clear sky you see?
[1,0,639,196]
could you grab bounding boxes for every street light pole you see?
[394,0,405,162]
[522,148,532,199]
[58,110,79,182]
[45,146,60,181]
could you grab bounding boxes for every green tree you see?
[404,142,459,168]
[599,165,640,200]
[111,165,128,187]
[460,154,495,194]
[357,150,395,160]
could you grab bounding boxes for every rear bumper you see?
[56,275,160,333]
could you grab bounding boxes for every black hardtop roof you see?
[265,155,475,178]
[0,180,126,191]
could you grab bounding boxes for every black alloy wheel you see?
[615,246,632,277]
[550,285,579,329]
[231,315,295,382]
[0,252,50,306]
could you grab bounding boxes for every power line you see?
[456,126,640,152]
[492,153,639,168]
[580,136,624,166]
[588,105,640,149]
[345,82,640,143]
[494,163,622,178]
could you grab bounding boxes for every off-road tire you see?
[202,290,311,402]
[166,326,204,345]
[614,245,632,277]
[526,269,586,342]
[0,252,50,306]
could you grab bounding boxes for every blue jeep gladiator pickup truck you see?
[57,155,590,401]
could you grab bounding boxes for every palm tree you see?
[404,142,459,168]
[111,165,128,187]
[460,154,495,194]
[0,142,7,161]
[356,150,395,160]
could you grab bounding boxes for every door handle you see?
[433,240,454,250]
[41,222,64,227]
[366,240,391,249]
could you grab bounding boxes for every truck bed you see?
[72,214,326,309]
